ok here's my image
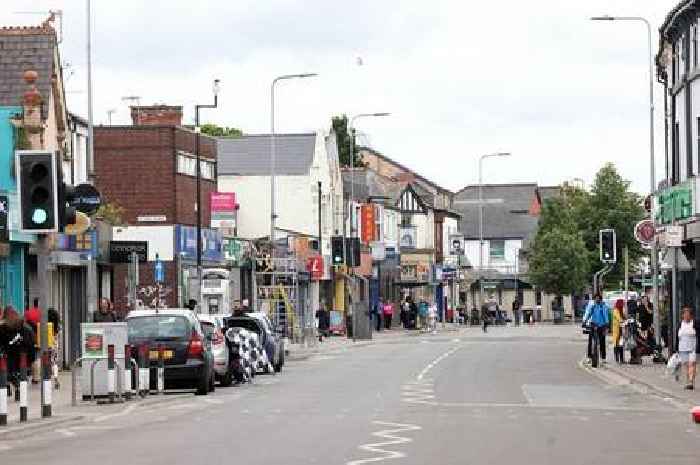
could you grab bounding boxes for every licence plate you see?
[149,350,174,360]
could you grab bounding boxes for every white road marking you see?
[93,403,137,423]
[347,421,421,465]
[417,345,461,381]
[203,398,224,405]
[55,429,76,437]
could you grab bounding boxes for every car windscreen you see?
[128,315,191,340]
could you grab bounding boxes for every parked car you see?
[198,314,233,386]
[126,309,215,395]
[225,312,284,373]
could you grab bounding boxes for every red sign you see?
[635,219,656,245]
[361,204,375,244]
[210,192,236,212]
[306,256,324,280]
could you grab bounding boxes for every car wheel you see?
[274,349,285,373]
[196,373,209,396]
[209,372,216,392]
[220,370,234,387]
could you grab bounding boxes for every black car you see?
[225,313,284,373]
[127,309,215,395]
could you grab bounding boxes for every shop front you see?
[397,251,434,302]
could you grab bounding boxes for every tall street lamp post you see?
[478,152,511,308]
[195,79,220,308]
[591,15,659,343]
[348,112,390,342]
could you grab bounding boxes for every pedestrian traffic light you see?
[599,229,616,263]
[331,236,344,265]
[15,151,58,233]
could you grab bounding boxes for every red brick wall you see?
[94,126,177,224]
[174,129,216,226]
[131,106,183,126]
[112,261,178,317]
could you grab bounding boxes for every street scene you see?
[1,0,700,463]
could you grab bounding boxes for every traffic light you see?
[15,151,58,232]
[599,229,616,263]
[331,236,344,265]
[57,170,77,232]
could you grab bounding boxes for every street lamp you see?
[590,14,660,345]
[347,112,391,342]
[478,152,511,308]
[195,79,220,309]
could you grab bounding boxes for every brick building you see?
[94,106,223,313]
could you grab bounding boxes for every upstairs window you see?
[177,151,215,180]
[489,240,505,260]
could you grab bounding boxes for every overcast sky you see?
[2,0,677,193]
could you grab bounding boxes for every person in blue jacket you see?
[583,293,611,365]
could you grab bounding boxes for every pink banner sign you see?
[210,192,236,212]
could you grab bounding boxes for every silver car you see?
[198,314,232,386]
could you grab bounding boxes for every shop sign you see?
[224,238,242,264]
[370,241,386,261]
[399,226,417,248]
[210,192,237,228]
[306,255,324,280]
[175,225,223,262]
[655,179,695,225]
[661,225,683,248]
[109,240,148,263]
[634,219,655,246]
[69,183,102,215]
[0,195,8,242]
[400,254,431,282]
[361,204,375,244]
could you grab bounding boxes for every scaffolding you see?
[256,256,307,342]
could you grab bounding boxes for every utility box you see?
[80,323,128,398]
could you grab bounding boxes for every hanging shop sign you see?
[655,179,697,225]
[360,204,375,244]
[634,219,655,247]
[306,255,324,280]
[448,234,464,255]
[69,183,102,215]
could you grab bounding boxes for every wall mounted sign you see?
[109,240,148,263]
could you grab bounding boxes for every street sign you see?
[69,183,102,215]
[634,219,655,246]
[661,225,683,248]
[109,241,148,263]
[154,254,164,283]
[306,255,324,280]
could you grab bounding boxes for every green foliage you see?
[529,227,589,296]
[530,163,645,293]
[200,123,242,138]
[332,115,364,168]
[95,202,125,225]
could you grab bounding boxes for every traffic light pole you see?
[37,234,50,417]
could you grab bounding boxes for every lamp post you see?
[478,152,511,308]
[195,79,220,309]
[347,112,390,342]
[591,15,659,344]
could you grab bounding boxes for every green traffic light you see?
[32,208,48,225]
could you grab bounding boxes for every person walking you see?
[400,298,409,329]
[512,298,521,326]
[612,299,625,364]
[94,298,117,323]
[583,293,610,366]
[481,300,490,333]
[678,306,697,390]
[428,302,438,333]
[638,295,653,335]
[315,302,330,342]
[23,298,41,382]
[373,298,383,332]
[383,300,394,330]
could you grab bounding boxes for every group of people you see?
[398,296,438,332]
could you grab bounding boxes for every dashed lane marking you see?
[347,421,422,465]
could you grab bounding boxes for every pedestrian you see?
[0,306,36,391]
[678,306,697,390]
[418,300,429,331]
[24,298,40,333]
[94,298,117,323]
[583,293,610,366]
[383,300,394,330]
[408,297,418,330]
[428,302,438,333]
[612,299,625,364]
[512,298,521,326]
[400,298,409,329]
[186,299,198,312]
[638,295,653,334]
[481,300,490,333]
[315,302,330,342]
[373,298,383,332]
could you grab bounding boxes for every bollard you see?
[41,350,52,417]
[123,346,133,401]
[19,352,28,422]
[0,354,7,426]
[138,344,149,398]
[157,344,165,395]
[107,345,115,404]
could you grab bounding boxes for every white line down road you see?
[347,421,422,465]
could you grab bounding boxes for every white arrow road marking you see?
[347,421,422,465]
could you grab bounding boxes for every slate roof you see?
[342,168,403,206]
[453,184,540,240]
[0,26,58,118]
[217,133,316,176]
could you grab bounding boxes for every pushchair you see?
[623,318,665,365]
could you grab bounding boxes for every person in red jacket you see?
[24,298,40,332]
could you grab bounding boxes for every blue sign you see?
[175,225,224,262]
[154,255,164,283]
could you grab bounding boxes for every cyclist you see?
[583,293,610,366]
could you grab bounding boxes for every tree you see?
[529,198,590,297]
[94,202,125,225]
[200,123,242,138]
[332,115,364,167]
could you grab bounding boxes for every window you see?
[489,240,505,260]
[693,25,698,69]
[401,213,412,226]
[177,151,215,180]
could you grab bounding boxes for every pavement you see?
[0,324,698,464]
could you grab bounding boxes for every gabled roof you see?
[217,133,316,176]
[0,24,59,119]
[342,168,403,205]
[397,184,428,213]
[454,183,540,240]
[359,146,453,195]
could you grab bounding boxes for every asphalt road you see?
[2,326,699,464]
